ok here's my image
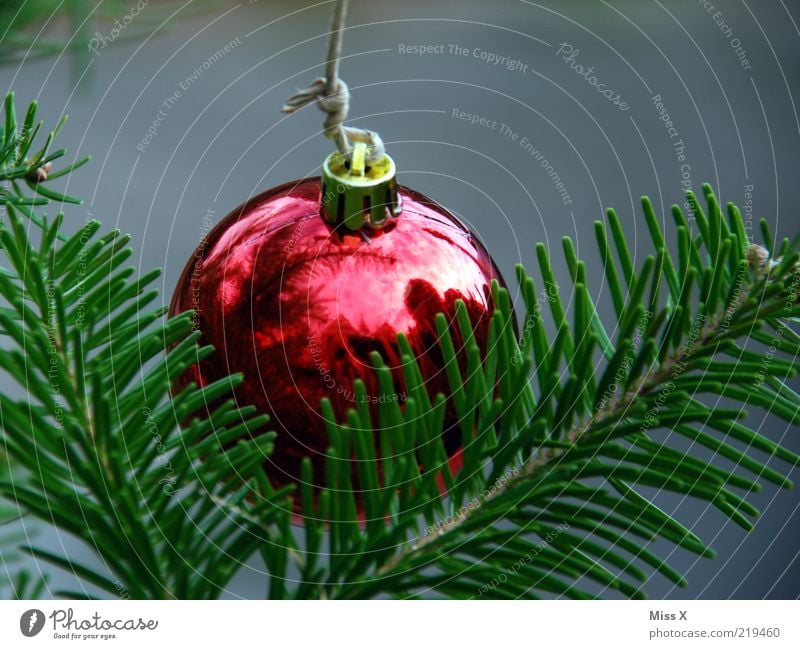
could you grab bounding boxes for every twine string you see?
[281,0,384,161]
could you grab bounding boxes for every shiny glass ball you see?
[170,178,507,494]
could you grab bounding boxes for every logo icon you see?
[20,609,45,637]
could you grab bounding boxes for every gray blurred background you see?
[2,0,799,599]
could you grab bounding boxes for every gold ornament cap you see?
[321,141,401,230]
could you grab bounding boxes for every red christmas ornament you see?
[169,144,507,496]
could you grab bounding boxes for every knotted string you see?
[281,0,385,161]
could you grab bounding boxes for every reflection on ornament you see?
[170,178,508,495]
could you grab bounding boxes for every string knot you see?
[280,0,385,162]
[282,79,384,162]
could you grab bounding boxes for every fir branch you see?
[0,93,292,599]
[316,188,800,600]
[1,91,798,600]
[0,92,90,210]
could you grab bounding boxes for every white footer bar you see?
[1,600,797,648]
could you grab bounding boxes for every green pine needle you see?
[1,92,799,600]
